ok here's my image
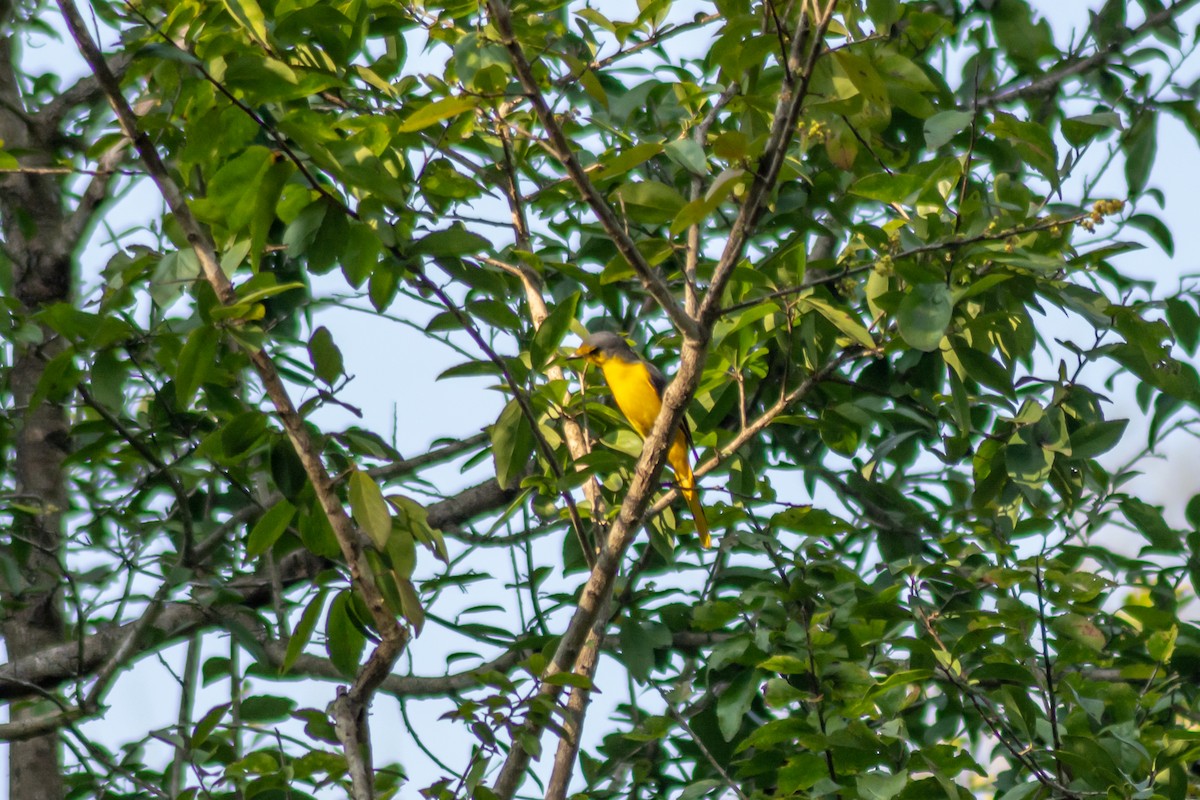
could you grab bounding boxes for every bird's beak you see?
[568,345,593,360]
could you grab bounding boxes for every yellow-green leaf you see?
[349,470,391,548]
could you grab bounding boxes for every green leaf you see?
[758,654,808,674]
[619,616,655,682]
[340,220,382,288]
[778,753,827,794]
[857,772,908,800]
[771,506,855,537]
[395,575,426,634]
[798,297,875,348]
[531,291,580,370]
[1051,613,1105,651]
[175,326,219,407]
[397,95,479,132]
[1062,111,1124,148]
[1148,625,1177,663]
[325,591,366,677]
[1127,212,1173,256]
[987,112,1059,189]
[283,201,327,257]
[349,470,392,549]
[1123,113,1157,195]
[923,110,974,149]
[491,397,535,489]
[193,146,275,232]
[1069,419,1128,459]
[679,780,723,800]
[282,588,327,673]
[1005,439,1053,489]
[222,0,269,44]
[664,138,708,175]
[831,50,891,128]
[716,669,759,741]
[1121,496,1181,549]
[308,326,344,386]
[611,180,686,225]
[849,172,922,204]
[191,704,229,749]
[413,223,491,258]
[593,142,663,180]
[246,499,296,558]
[897,283,952,352]
[670,167,744,234]
[388,493,448,563]
[240,694,295,723]
[1167,297,1200,353]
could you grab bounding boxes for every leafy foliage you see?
[1,1,1199,799]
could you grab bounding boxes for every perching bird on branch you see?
[571,331,710,548]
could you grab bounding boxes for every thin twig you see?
[978,0,1199,107]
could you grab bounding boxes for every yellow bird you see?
[571,331,711,548]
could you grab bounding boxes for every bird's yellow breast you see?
[598,357,663,438]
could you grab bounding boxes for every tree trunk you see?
[0,9,70,798]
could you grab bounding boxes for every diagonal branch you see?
[488,6,842,794]
[0,471,518,708]
[54,21,407,794]
[978,0,1200,108]
[490,335,707,799]
[544,599,608,800]
[495,107,606,551]
[698,0,839,331]
[486,0,699,342]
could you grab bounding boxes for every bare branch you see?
[366,432,489,482]
[35,52,132,132]
[544,601,607,800]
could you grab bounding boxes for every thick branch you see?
[0,551,326,702]
[489,8,841,792]
[544,601,607,800]
[0,475,516,703]
[491,337,709,798]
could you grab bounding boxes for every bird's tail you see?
[670,443,711,548]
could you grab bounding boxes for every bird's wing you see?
[646,360,668,398]
[647,360,697,452]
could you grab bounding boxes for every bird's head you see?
[570,331,636,366]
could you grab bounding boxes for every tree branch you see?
[544,600,607,800]
[486,0,699,342]
[487,7,842,793]
[56,7,407,793]
[0,473,518,704]
[698,0,838,332]
[978,0,1200,108]
[366,432,489,482]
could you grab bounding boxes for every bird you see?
[570,331,711,548]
